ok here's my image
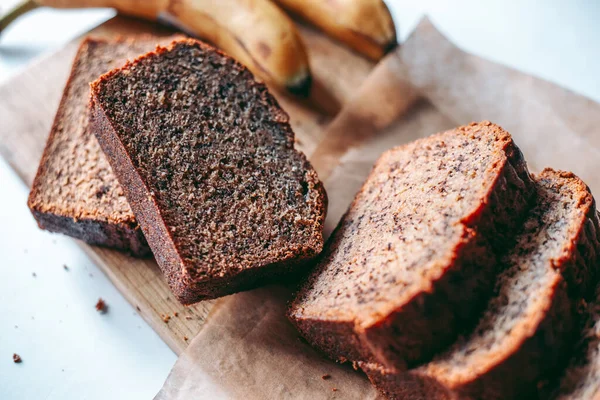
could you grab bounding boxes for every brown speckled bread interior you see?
[27,36,178,256]
[289,122,535,368]
[90,39,326,304]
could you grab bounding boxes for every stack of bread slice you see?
[28,36,326,304]
[289,122,600,399]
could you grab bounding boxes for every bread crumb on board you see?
[13,353,22,363]
[95,298,107,313]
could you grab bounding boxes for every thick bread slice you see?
[289,122,535,368]
[27,36,178,256]
[363,169,600,400]
[89,39,326,304]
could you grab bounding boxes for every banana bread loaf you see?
[363,169,600,400]
[27,36,177,256]
[289,122,535,368]
[89,38,326,304]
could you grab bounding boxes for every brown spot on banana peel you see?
[233,37,274,81]
[257,41,272,59]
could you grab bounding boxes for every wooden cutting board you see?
[0,15,374,354]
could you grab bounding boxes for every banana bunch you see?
[0,0,397,95]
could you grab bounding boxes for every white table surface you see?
[1,1,599,399]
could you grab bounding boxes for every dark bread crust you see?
[289,122,535,368]
[362,169,600,400]
[26,36,182,257]
[90,38,326,303]
[31,208,148,256]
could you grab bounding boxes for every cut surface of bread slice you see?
[363,169,600,400]
[90,39,326,304]
[554,286,600,400]
[27,36,177,256]
[289,122,535,368]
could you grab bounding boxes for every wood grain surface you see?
[0,15,373,354]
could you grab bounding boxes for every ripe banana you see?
[273,0,397,61]
[0,0,312,95]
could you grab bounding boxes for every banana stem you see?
[0,0,39,35]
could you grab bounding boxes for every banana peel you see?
[274,0,397,61]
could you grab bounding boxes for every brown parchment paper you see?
[155,17,600,399]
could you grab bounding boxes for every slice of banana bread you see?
[289,122,535,368]
[27,36,176,256]
[89,39,326,304]
[363,169,600,400]
[554,287,600,400]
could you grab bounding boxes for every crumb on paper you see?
[332,388,338,392]
[184,336,188,341]
[13,354,21,363]
[95,298,107,313]
[185,316,192,320]
[162,314,171,323]
[14,325,18,329]
[173,312,179,317]
[322,374,331,380]
[32,272,36,278]
[63,264,69,271]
